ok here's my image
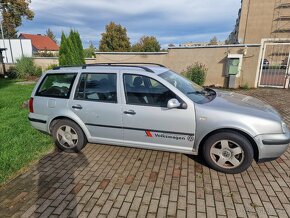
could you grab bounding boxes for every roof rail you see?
[53,63,167,73]
[53,65,78,70]
[92,63,167,68]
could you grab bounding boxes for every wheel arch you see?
[197,128,259,162]
[49,116,90,141]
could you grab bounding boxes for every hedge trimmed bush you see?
[182,62,207,86]
[6,66,17,79]
[46,64,58,70]
[15,56,42,79]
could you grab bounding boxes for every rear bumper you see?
[28,117,47,124]
[254,128,290,162]
[28,114,49,133]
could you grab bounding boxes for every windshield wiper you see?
[187,89,216,96]
[187,91,206,95]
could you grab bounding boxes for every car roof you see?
[46,64,170,75]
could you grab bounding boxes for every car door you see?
[121,72,196,153]
[68,71,123,144]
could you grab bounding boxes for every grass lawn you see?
[0,79,53,185]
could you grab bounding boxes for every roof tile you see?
[19,33,59,51]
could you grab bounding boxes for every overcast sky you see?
[19,0,241,48]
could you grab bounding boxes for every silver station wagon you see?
[29,63,290,174]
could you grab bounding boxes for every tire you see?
[202,131,254,174]
[52,119,87,153]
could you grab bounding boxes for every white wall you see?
[0,39,33,63]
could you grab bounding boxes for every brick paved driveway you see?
[0,88,290,218]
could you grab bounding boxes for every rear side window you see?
[36,73,77,98]
[75,73,117,103]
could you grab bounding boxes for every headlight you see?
[282,122,288,134]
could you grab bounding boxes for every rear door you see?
[68,71,123,143]
[33,72,77,119]
[121,72,196,153]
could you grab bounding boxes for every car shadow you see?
[35,148,89,217]
[185,154,210,168]
[0,148,89,217]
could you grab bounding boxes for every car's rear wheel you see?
[52,119,87,152]
[202,131,254,174]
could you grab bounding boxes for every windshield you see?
[159,70,216,103]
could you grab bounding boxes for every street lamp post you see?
[0,3,8,64]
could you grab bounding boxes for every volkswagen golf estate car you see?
[28,63,290,174]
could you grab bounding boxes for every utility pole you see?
[0,3,8,64]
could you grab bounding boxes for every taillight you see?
[29,98,34,113]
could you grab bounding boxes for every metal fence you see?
[257,39,290,88]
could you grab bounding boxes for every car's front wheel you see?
[52,119,87,152]
[202,131,254,174]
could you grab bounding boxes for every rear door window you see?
[75,73,117,103]
[36,73,77,98]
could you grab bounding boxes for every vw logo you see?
[187,135,194,141]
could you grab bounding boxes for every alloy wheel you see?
[210,140,244,169]
[56,125,79,148]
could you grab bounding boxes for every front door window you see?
[123,74,176,107]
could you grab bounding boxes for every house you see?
[228,0,290,44]
[19,33,59,55]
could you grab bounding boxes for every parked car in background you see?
[262,59,270,69]
[28,63,290,174]
[281,59,288,69]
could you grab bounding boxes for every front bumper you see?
[254,127,290,162]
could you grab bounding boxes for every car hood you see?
[206,90,282,122]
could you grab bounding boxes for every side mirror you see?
[167,98,181,109]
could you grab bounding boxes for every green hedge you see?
[14,56,42,79]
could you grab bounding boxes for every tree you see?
[209,36,218,45]
[0,0,34,38]
[46,28,57,43]
[84,41,95,58]
[59,32,68,66]
[131,36,161,52]
[99,22,130,52]
[70,30,85,64]
[58,30,85,66]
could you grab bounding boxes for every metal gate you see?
[257,39,290,88]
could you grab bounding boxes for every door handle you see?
[124,110,136,115]
[72,105,82,110]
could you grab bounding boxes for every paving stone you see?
[206,206,217,218]
[39,206,55,218]
[187,204,196,218]
[167,201,177,217]
[107,208,119,218]
[99,200,114,215]
[138,204,149,217]
[197,199,206,212]
[53,201,69,215]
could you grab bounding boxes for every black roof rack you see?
[92,63,167,68]
[53,63,166,73]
